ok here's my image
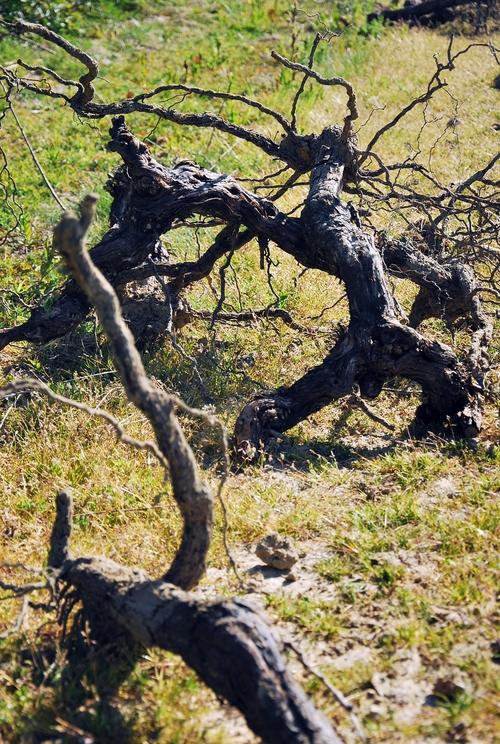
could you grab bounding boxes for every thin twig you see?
[271,49,358,137]
[0,596,30,638]
[0,378,169,470]
[1,81,66,210]
[285,639,366,741]
[290,32,321,131]
[349,392,395,431]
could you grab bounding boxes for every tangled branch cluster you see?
[0,21,497,447]
[0,15,498,743]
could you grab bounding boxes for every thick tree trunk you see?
[381,238,477,327]
[57,551,340,744]
[234,128,482,455]
[0,118,301,352]
[1,119,484,446]
[33,208,343,744]
[381,237,492,384]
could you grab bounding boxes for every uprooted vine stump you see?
[367,0,498,27]
[0,21,497,742]
[49,490,339,744]
[5,199,342,744]
[0,23,495,457]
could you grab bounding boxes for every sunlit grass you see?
[0,1,498,742]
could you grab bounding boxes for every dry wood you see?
[0,199,343,744]
[367,0,492,25]
[47,494,341,744]
[0,26,496,451]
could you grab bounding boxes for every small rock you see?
[433,677,466,701]
[490,639,500,664]
[366,701,388,719]
[284,570,297,583]
[429,606,471,626]
[431,477,458,498]
[371,552,403,568]
[255,533,298,570]
[446,722,468,743]
[244,578,262,593]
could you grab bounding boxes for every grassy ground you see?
[0,1,499,742]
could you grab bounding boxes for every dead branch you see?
[0,80,66,209]
[271,48,358,139]
[360,37,465,158]
[0,24,496,736]
[49,489,341,743]
[53,193,213,590]
[1,198,343,743]
[0,26,496,451]
[285,639,366,742]
[2,19,298,167]
[367,0,495,26]
[347,392,395,431]
[190,306,322,334]
[0,377,169,469]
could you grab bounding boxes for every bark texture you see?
[32,203,341,744]
[54,544,340,744]
[1,27,494,453]
[1,25,495,742]
[234,129,483,454]
[1,119,486,449]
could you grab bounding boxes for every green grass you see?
[0,1,499,742]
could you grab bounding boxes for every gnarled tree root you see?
[48,491,340,744]
[1,119,488,449]
[234,321,481,459]
[17,198,341,744]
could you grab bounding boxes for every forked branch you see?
[0,24,496,451]
[1,198,344,743]
[52,194,214,590]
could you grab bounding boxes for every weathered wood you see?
[41,207,343,744]
[54,195,213,591]
[47,495,340,744]
[234,128,482,455]
[0,51,492,444]
[381,237,492,384]
[0,117,302,351]
[1,119,485,441]
[55,549,341,744]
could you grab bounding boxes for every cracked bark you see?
[37,206,342,744]
[233,128,482,455]
[1,118,485,448]
[0,117,300,350]
[54,547,340,744]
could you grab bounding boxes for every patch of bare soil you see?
[199,509,494,743]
